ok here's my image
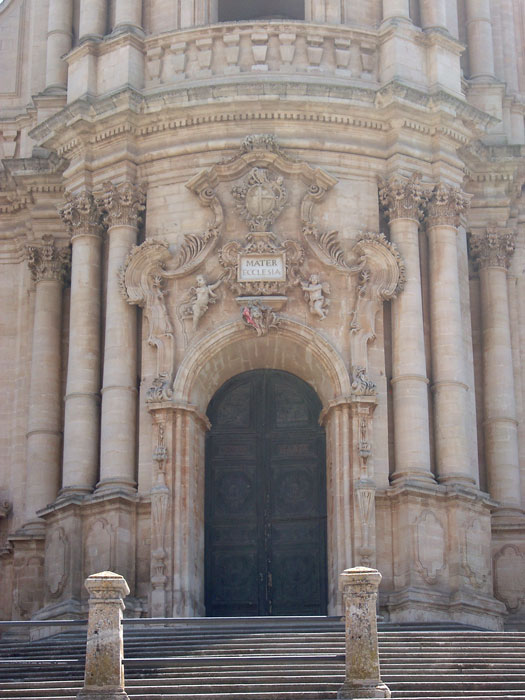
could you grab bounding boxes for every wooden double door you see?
[205,370,327,617]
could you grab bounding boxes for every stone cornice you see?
[26,235,71,284]
[469,228,516,271]
[427,183,471,227]
[96,180,146,229]
[59,191,103,240]
[378,172,428,222]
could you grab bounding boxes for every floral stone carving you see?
[241,301,281,336]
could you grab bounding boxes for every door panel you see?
[205,370,327,616]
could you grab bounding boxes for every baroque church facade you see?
[0,0,525,631]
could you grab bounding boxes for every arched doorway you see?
[205,369,327,616]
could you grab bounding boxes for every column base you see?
[15,518,46,537]
[57,485,94,500]
[390,470,437,487]
[338,682,391,699]
[437,474,477,488]
[94,478,137,496]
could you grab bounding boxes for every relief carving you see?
[60,191,103,240]
[45,527,69,599]
[300,274,330,320]
[469,227,516,271]
[427,183,471,228]
[415,510,446,584]
[178,274,224,333]
[378,172,428,222]
[241,301,281,336]
[356,482,375,566]
[461,518,489,590]
[494,545,525,612]
[26,235,70,285]
[84,518,113,578]
[232,167,287,232]
[151,422,170,595]
[96,180,146,229]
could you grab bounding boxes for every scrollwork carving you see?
[26,235,70,285]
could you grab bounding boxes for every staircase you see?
[0,618,524,700]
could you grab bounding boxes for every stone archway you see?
[154,319,353,617]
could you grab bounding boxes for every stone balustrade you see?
[144,22,379,88]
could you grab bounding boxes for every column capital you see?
[427,183,471,228]
[60,191,103,240]
[97,180,146,229]
[26,235,71,284]
[378,172,428,222]
[469,227,516,270]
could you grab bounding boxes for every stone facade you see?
[0,0,525,630]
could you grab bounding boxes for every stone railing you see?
[144,21,379,88]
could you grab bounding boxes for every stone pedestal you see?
[77,571,130,700]
[338,567,390,699]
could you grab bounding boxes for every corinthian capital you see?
[97,181,146,229]
[427,183,471,228]
[26,235,71,285]
[60,191,103,240]
[469,227,516,271]
[378,173,428,222]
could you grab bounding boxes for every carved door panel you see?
[205,370,327,616]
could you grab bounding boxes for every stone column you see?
[96,182,145,495]
[427,184,474,486]
[79,0,107,42]
[379,175,434,485]
[45,0,73,91]
[469,228,521,513]
[22,237,70,533]
[419,0,447,30]
[338,567,390,700]
[113,0,143,33]
[78,571,130,700]
[382,0,410,21]
[59,193,103,496]
[465,0,495,80]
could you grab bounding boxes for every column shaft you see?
[45,0,73,90]
[465,0,495,79]
[470,229,521,511]
[420,0,447,29]
[60,193,103,496]
[97,182,145,494]
[379,176,433,484]
[113,0,143,32]
[79,0,107,41]
[427,185,474,486]
[382,0,410,21]
[23,237,69,531]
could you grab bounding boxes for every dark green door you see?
[205,370,327,616]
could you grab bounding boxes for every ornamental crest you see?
[219,231,304,297]
[232,168,288,232]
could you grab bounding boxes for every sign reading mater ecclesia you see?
[238,253,286,282]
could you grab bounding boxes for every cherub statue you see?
[183,275,223,331]
[300,273,330,320]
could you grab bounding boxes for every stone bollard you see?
[338,567,390,699]
[77,571,130,700]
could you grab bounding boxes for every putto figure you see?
[300,274,330,320]
[182,275,223,330]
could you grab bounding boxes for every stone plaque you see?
[238,254,286,282]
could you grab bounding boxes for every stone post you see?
[78,571,130,700]
[465,0,495,80]
[45,0,73,91]
[379,175,434,485]
[338,567,390,699]
[427,184,475,487]
[22,236,70,533]
[469,228,521,513]
[59,192,103,496]
[96,181,145,494]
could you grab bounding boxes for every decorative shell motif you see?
[232,167,288,232]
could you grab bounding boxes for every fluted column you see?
[113,0,143,33]
[420,0,447,30]
[59,193,104,496]
[22,237,70,533]
[379,175,434,484]
[427,184,474,486]
[45,0,73,91]
[382,0,410,21]
[96,181,145,494]
[79,0,107,42]
[465,0,495,80]
[469,228,521,512]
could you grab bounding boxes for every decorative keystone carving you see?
[378,172,428,222]
[232,167,288,232]
[241,301,281,336]
[97,181,146,229]
[26,235,70,284]
[427,183,471,228]
[60,191,103,240]
[469,227,516,270]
